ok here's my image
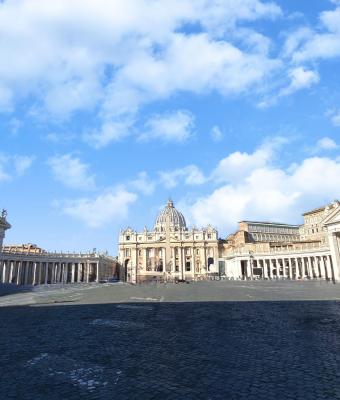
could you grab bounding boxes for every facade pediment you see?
[323,204,340,226]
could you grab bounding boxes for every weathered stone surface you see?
[1,282,340,399]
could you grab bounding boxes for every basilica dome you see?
[154,199,187,231]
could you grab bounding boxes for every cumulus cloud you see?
[48,154,96,190]
[314,137,338,151]
[61,188,137,228]
[129,172,155,195]
[0,154,34,182]
[183,138,340,234]
[211,136,286,183]
[139,110,195,143]
[0,0,284,146]
[280,67,319,96]
[13,155,35,176]
[285,4,340,63]
[159,165,206,189]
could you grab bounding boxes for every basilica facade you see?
[118,199,219,283]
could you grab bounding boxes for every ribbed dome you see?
[154,199,187,231]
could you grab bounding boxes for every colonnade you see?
[0,259,100,285]
[240,253,335,281]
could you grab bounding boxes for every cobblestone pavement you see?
[1,289,340,399]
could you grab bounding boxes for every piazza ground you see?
[1,281,340,399]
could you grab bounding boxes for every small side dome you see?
[154,199,187,231]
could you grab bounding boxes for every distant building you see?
[120,199,340,283]
[0,211,120,285]
[119,199,219,283]
[219,201,340,281]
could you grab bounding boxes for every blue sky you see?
[1,0,340,253]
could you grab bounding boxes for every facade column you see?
[328,233,340,281]
[288,258,292,279]
[2,260,6,283]
[44,262,48,284]
[263,260,268,279]
[295,258,299,279]
[8,261,14,283]
[96,261,99,283]
[270,259,275,278]
[282,259,286,278]
[317,257,322,279]
[16,261,21,285]
[309,257,314,279]
[71,263,75,283]
[322,256,328,280]
[32,262,37,285]
[180,248,185,280]
[328,255,335,281]
[24,261,29,285]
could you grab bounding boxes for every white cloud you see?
[315,137,338,151]
[139,110,195,143]
[159,165,205,189]
[83,120,133,149]
[328,109,340,127]
[129,172,155,195]
[0,155,11,182]
[13,155,35,176]
[184,139,340,234]
[211,136,286,183]
[210,126,223,142]
[48,154,96,190]
[286,5,340,63]
[0,0,283,146]
[0,153,34,182]
[280,67,319,96]
[61,188,137,228]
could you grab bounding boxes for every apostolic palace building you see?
[1,198,340,286]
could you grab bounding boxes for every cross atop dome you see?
[167,198,174,208]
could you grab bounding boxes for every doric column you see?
[24,261,29,285]
[37,262,42,285]
[263,260,268,279]
[288,258,292,279]
[295,258,299,279]
[270,259,275,278]
[328,255,334,281]
[282,259,286,278]
[71,263,75,283]
[309,257,314,279]
[44,262,48,284]
[8,261,14,283]
[2,260,6,283]
[317,257,322,278]
[84,262,88,283]
[16,261,21,285]
[32,262,37,285]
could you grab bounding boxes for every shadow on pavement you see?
[1,300,340,400]
[0,283,34,297]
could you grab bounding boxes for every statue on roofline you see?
[1,209,7,219]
